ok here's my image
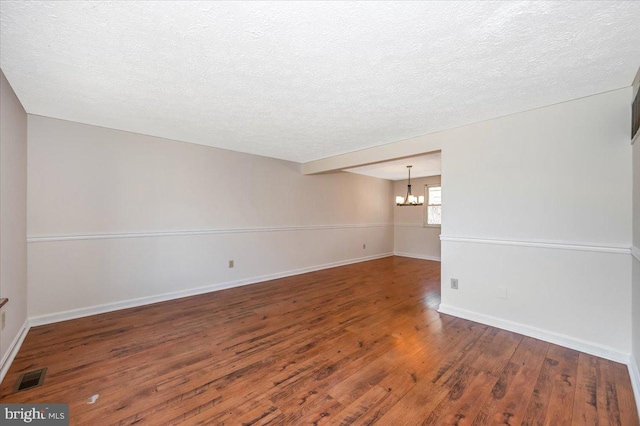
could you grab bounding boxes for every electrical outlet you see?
[228,260,234,268]
[497,287,507,299]
[450,278,459,290]
[1,311,5,330]
[362,244,366,249]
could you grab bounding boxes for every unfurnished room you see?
[0,1,639,424]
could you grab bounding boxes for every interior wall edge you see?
[630,354,640,422]
[0,319,29,385]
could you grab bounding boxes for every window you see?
[425,185,441,226]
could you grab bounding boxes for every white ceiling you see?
[345,153,441,181]
[1,2,639,163]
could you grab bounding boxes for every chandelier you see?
[396,165,424,206]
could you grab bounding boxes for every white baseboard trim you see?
[0,320,30,384]
[29,252,394,327]
[437,304,630,364]
[629,354,640,420]
[393,252,441,262]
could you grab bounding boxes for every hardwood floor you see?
[0,256,637,425]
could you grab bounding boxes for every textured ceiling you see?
[1,1,639,163]
[345,153,441,181]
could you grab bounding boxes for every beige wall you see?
[440,88,632,357]
[393,175,441,260]
[314,87,634,359]
[0,70,28,373]
[27,116,394,320]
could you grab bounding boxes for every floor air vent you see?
[14,368,47,393]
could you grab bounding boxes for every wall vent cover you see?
[14,368,47,393]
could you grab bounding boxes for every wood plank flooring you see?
[0,256,637,425]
